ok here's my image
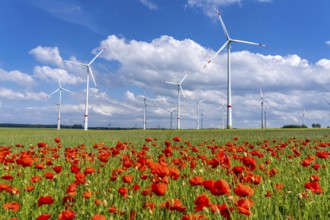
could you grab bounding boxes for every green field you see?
[0,128,329,219]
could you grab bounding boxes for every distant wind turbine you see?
[48,72,73,130]
[64,48,105,131]
[217,100,225,129]
[260,89,271,129]
[203,8,266,129]
[196,99,205,130]
[161,73,189,129]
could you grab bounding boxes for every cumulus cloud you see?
[139,0,158,10]
[33,66,84,85]
[326,41,330,46]
[91,34,330,128]
[29,46,62,65]
[0,68,34,85]
[0,87,47,100]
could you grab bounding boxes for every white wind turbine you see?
[48,72,73,130]
[324,97,330,126]
[196,99,205,130]
[260,89,268,129]
[203,8,266,129]
[64,48,105,131]
[217,100,225,129]
[161,73,189,129]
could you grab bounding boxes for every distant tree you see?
[282,124,307,129]
[311,123,321,128]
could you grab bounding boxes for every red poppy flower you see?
[145,137,153,142]
[37,142,47,148]
[194,194,210,211]
[169,167,180,180]
[203,179,215,191]
[3,202,20,212]
[210,203,233,219]
[118,187,129,198]
[90,214,106,220]
[31,176,42,183]
[210,179,230,196]
[172,136,182,142]
[24,185,35,192]
[83,191,92,199]
[160,198,187,212]
[304,181,323,194]
[58,209,76,220]
[36,214,51,220]
[2,174,14,181]
[234,183,254,197]
[53,166,63,173]
[44,172,54,180]
[242,156,256,171]
[236,199,254,216]
[189,176,204,186]
[316,151,329,159]
[38,195,54,207]
[151,183,167,196]
[70,164,81,174]
[181,214,208,220]
[54,137,61,143]
[143,202,155,212]
[122,175,133,183]
[84,167,95,175]
[34,163,45,170]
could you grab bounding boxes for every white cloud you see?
[326,41,330,46]
[0,68,34,85]
[139,0,158,10]
[0,87,47,100]
[33,66,84,85]
[29,46,62,65]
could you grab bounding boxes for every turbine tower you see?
[64,48,105,131]
[218,100,225,129]
[260,89,265,129]
[196,99,205,130]
[203,8,266,129]
[48,72,73,130]
[161,73,189,129]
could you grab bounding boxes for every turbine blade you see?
[161,80,178,85]
[88,67,98,89]
[179,85,185,98]
[203,41,229,69]
[180,73,189,84]
[62,88,74,94]
[216,9,230,39]
[88,49,104,66]
[324,97,330,105]
[57,72,62,88]
[231,39,267,47]
[48,88,60,97]
[64,60,87,66]
[260,89,264,98]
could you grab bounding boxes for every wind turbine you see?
[196,99,205,130]
[48,72,73,130]
[217,100,225,129]
[64,48,105,131]
[161,73,189,129]
[324,97,330,127]
[203,8,266,129]
[142,89,158,130]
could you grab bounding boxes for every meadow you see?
[0,128,329,220]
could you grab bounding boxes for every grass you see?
[0,128,329,219]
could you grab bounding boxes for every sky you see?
[0,0,330,129]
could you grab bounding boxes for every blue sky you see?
[0,0,330,129]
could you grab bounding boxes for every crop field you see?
[0,128,329,220]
